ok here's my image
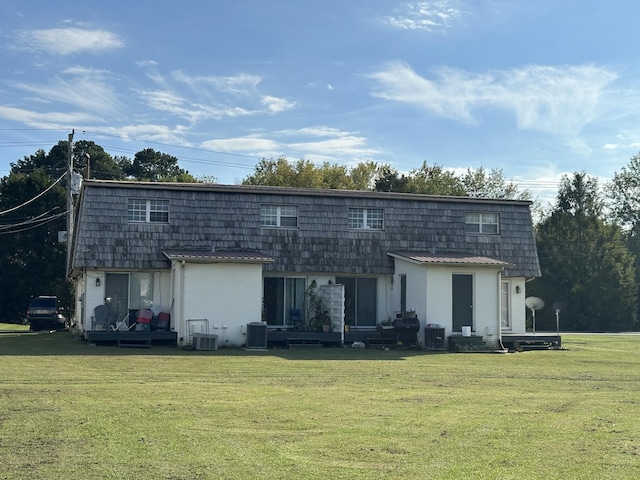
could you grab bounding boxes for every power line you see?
[0,173,65,216]
[0,211,66,235]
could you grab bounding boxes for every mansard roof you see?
[71,180,540,278]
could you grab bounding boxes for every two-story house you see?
[69,180,542,349]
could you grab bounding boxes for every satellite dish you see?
[525,297,545,311]
[525,296,545,335]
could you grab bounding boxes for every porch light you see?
[96,277,101,287]
[515,285,520,294]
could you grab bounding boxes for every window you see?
[104,272,155,320]
[348,207,383,230]
[336,277,377,327]
[465,212,499,234]
[261,205,298,228]
[263,277,306,326]
[501,281,510,329]
[128,199,169,223]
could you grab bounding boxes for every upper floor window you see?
[349,207,383,230]
[261,205,298,228]
[465,212,499,234]
[128,199,169,223]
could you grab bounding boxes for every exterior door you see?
[452,274,473,332]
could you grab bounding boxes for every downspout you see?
[180,260,186,345]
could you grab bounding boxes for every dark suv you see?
[26,296,66,331]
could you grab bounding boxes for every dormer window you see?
[349,207,383,230]
[465,212,499,234]
[128,199,169,223]
[261,205,298,228]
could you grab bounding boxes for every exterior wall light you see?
[96,277,101,287]
[515,285,521,294]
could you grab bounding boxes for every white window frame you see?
[348,207,383,230]
[261,205,298,228]
[128,199,169,223]
[465,212,499,234]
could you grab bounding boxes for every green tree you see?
[1,142,196,323]
[0,170,71,323]
[243,157,374,190]
[530,173,637,331]
[120,148,197,182]
[607,152,640,326]
[460,167,530,200]
[375,162,466,196]
[608,152,640,228]
[373,164,410,192]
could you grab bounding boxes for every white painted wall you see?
[393,259,506,348]
[82,270,105,332]
[509,278,527,334]
[173,262,263,347]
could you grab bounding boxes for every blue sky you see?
[2,0,640,205]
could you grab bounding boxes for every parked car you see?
[26,296,66,331]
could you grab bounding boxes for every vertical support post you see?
[66,130,74,277]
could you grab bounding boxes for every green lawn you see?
[1,332,639,479]
[0,322,30,331]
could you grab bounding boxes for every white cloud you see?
[261,95,296,113]
[0,105,97,127]
[201,127,380,164]
[137,67,295,120]
[139,89,255,122]
[369,61,618,136]
[172,70,262,97]
[276,127,346,137]
[15,27,124,55]
[202,136,280,153]
[290,135,379,157]
[383,1,466,31]
[100,124,191,146]
[14,68,124,116]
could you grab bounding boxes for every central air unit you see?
[193,333,218,351]
[245,322,267,349]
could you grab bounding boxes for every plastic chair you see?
[113,313,134,331]
[92,305,111,331]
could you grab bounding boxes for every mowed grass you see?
[1,332,639,479]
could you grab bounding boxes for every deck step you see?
[117,338,151,348]
[367,338,395,347]
[287,337,322,348]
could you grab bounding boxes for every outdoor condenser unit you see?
[192,333,218,351]
[245,322,268,349]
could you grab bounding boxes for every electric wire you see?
[0,211,66,235]
[0,172,66,216]
[0,208,61,231]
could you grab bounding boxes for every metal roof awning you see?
[388,251,514,268]
[162,249,274,264]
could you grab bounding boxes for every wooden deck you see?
[501,333,562,351]
[85,330,178,347]
[266,328,419,349]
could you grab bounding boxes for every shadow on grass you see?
[0,330,432,360]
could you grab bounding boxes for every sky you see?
[2,0,640,206]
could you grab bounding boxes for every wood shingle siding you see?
[71,181,541,278]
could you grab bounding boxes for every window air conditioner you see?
[193,333,218,351]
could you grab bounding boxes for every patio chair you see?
[92,304,111,331]
[113,313,134,331]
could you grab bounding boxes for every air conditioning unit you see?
[193,333,218,351]
[246,322,267,349]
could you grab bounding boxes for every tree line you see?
[1,140,639,332]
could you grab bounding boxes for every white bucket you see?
[461,326,472,337]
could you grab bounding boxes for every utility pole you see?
[66,129,74,277]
